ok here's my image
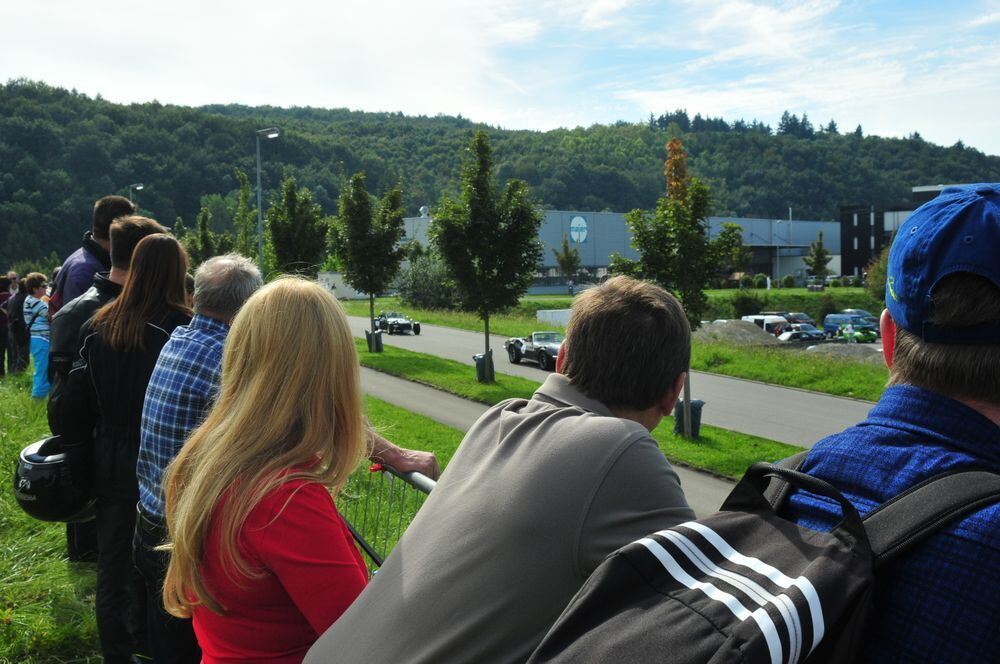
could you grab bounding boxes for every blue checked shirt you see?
[782,385,1000,663]
[137,314,229,519]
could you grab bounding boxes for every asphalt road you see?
[361,367,734,517]
[350,317,875,447]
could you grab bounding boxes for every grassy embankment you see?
[343,293,889,402]
[353,338,802,479]
[0,372,461,663]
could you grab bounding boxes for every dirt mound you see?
[804,343,885,365]
[694,320,780,346]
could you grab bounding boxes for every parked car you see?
[504,331,564,371]
[741,314,790,335]
[840,308,879,330]
[785,311,816,326]
[375,311,421,335]
[822,313,878,339]
[778,323,825,343]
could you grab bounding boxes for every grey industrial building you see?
[404,210,841,293]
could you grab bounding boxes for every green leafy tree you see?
[803,231,833,279]
[710,222,751,279]
[865,242,891,302]
[232,168,257,259]
[183,207,234,268]
[331,172,406,351]
[431,130,543,383]
[551,234,582,281]
[399,253,460,310]
[267,176,329,277]
[610,137,712,437]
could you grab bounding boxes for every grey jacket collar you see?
[534,373,614,417]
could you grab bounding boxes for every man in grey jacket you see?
[307,275,695,664]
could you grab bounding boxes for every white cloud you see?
[968,11,1000,28]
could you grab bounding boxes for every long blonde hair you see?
[161,277,366,617]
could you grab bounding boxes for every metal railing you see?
[338,463,436,571]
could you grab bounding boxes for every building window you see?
[871,235,875,250]
[853,214,858,227]
[853,237,858,250]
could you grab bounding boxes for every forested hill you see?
[2,79,998,268]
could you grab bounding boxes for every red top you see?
[194,479,368,664]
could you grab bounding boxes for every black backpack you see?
[529,456,1000,664]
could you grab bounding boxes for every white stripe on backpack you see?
[658,529,805,664]
[677,522,825,651]
[637,537,784,664]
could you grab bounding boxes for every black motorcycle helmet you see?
[14,435,95,523]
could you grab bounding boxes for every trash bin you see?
[473,350,494,383]
[365,329,383,353]
[673,399,705,437]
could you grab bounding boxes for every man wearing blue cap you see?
[782,184,1000,663]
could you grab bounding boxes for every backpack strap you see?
[763,450,809,510]
[862,469,1000,567]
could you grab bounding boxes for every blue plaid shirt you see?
[137,314,229,519]
[782,385,1000,663]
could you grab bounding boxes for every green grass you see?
[355,338,539,404]
[343,294,889,400]
[652,420,800,479]
[353,340,802,476]
[0,371,101,663]
[692,343,887,401]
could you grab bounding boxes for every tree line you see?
[3,78,998,270]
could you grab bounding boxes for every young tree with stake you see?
[432,131,542,383]
[331,173,406,351]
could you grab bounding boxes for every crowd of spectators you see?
[2,183,997,664]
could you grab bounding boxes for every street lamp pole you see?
[255,127,281,273]
[128,183,144,204]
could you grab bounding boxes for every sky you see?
[3,0,999,154]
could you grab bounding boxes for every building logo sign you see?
[570,216,588,243]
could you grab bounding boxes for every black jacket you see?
[51,309,191,499]
[47,273,122,431]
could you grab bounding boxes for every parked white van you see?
[741,314,790,335]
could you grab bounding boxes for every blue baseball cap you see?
[886,183,1000,344]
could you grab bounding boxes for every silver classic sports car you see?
[504,331,564,371]
[375,311,421,335]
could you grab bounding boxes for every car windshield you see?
[386,311,400,318]
[534,333,564,343]
[798,324,818,331]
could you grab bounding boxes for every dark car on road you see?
[375,311,421,335]
[504,331,563,371]
[778,323,825,342]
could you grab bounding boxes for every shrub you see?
[398,255,460,309]
[817,294,839,322]
[829,278,843,287]
[731,290,767,318]
[780,274,795,288]
[850,275,863,288]
[753,273,768,289]
[739,274,753,289]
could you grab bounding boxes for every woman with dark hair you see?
[54,230,192,663]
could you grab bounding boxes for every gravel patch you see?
[694,320,781,346]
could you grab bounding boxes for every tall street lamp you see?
[256,127,281,272]
[128,183,144,204]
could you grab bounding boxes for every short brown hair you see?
[561,276,691,410]
[25,272,47,294]
[889,273,1000,403]
[93,195,136,240]
[109,216,167,269]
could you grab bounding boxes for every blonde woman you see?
[162,278,371,664]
